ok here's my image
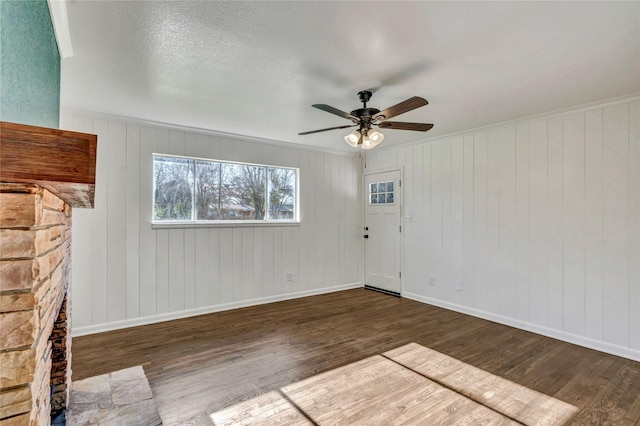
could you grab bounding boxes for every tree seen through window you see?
[154,155,297,222]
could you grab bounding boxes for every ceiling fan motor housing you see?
[350,108,381,119]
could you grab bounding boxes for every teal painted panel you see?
[1,0,60,128]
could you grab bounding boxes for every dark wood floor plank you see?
[73,288,640,425]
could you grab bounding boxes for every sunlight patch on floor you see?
[209,343,578,425]
[384,343,579,425]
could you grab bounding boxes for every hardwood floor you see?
[72,289,640,425]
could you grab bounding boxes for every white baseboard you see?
[72,282,363,337]
[403,291,640,363]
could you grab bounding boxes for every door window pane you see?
[369,180,396,205]
[387,192,394,203]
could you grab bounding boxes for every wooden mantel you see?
[0,121,97,208]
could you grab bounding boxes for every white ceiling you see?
[60,1,640,152]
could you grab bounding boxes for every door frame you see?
[362,166,404,295]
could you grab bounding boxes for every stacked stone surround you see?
[49,294,69,418]
[0,183,72,425]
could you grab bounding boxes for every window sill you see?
[151,221,301,229]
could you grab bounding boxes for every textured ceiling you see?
[60,1,640,152]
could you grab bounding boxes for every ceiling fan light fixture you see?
[361,136,374,149]
[360,129,384,149]
[368,129,384,147]
[344,130,361,148]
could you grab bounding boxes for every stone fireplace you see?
[0,122,96,425]
[49,293,70,418]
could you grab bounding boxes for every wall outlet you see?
[429,276,435,285]
[286,272,293,281]
[455,280,463,291]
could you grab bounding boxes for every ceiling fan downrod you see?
[351,91,381,125]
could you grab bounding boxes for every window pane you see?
[371,194,378,204]
[371,183,378,193]
[154,154,298,223]
[378,193,386,204]
[387,192,394,203]
[227,164,266,220]
[386,181,394,192]
[268,168,296,220]
[195,160,225,220]
[153,156,193,221]
[378,182,386,192]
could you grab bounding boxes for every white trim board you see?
[48,0,73,59]
[72,282,363,337]
[372,92,640,153]
[60,107,357,157]
[403,291,640,363]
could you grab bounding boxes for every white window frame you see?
[152,153,300,228]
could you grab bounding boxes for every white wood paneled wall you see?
[62,111,363,335]
[365,98,640,361]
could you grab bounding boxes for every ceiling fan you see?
[299,90,433,149]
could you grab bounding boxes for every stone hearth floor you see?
[66,366,162,425]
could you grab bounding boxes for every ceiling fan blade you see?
[312,104,358,120]
[298,124,357,135]
[373,97,428,121]
[377,121,434,132]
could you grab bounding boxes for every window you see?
[369,181,394,204]
[153,154,298,224]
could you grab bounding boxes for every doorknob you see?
[364,234,369,239]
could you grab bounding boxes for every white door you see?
[364,170,402,294]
